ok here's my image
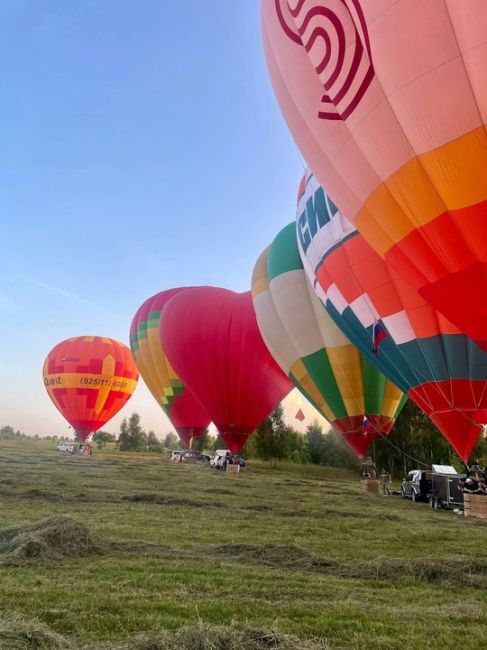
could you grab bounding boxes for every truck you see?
[401,465,466,510]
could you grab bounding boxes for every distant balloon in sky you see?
[160,287,293,454]
[252,222,406,459]
[43,336,138,441]
[262,1,487,349]
[130,290,211,448]
[297,170,487,462]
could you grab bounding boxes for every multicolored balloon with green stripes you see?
[297,169,487,462]
[130,290,210,448]
[251,223,406,459]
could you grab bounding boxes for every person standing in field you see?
[379,469,391,496]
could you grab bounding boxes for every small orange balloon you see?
[43,336,138,440]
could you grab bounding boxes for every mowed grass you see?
[0,439,486,649]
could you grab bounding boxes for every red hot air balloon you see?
[160,287,293,453]
[130,290,211,448]
[43,336,138,441]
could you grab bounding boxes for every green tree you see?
[92,431,116,449]
[147,431,163,453]
[321,429,359,470]
[117,413,147,452]
[163,432,180,450]
[306,421,325,464]
[0,425,16,440]
[191,430,211,452]
[253,405,295,465]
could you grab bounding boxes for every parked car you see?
[209,450,246,470]
[56,443,74,452]
[401,469,432,502]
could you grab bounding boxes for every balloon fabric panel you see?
[130,290,211,446]
[252,221,406,459]
[262,0,487,348]
[160,287,293,453]
[297,169,487,461]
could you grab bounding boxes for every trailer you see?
[427,465,465,510]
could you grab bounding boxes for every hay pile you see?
[211,543,334,571]
[0,516,103,565]
[0,615,71,649]
[87,625,328,650]
[210,544,487,587]
[123,494,228,509]
[0,618,327,650]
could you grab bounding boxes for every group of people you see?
[461,469,487,495]
[360,458,391,495]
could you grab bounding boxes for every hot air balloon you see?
[159,287,293,454]
[262,1,487,349]
[252,222,406,459]
[297,170,487,462]
[43,336,138,441]
[130,290,211,448]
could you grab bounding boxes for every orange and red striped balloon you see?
[43,336,138,441]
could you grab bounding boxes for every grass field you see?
[0,439,486,649]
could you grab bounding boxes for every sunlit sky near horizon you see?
[0,0,328,438]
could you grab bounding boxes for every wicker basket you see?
[463,493,487,519]
[360,478,379,494]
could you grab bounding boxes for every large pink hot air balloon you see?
[160,287,293,453]
[262,1,487,349]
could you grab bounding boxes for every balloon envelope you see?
[252,221,406,458]
[262,1,487,349]
[160,287,293,453]
[130,290,211,448]
[43,336,138,441]
[297,170,487,461]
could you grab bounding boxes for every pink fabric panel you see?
[361,0,399,23]
[388,57,482,154]
[446,0,487,52]
[351,93,415,180]
[368,0,459,95]
[369,0,482,152]
[458,46,487,125]
[263,27,363,218]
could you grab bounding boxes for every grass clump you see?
[0,516,103,565]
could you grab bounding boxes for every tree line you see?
[2,400,486,477]
[110,402,487,476]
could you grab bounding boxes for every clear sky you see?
[0,0,325,438]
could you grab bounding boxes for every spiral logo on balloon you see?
[275,0,374,120]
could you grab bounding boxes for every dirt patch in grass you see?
[108,539,177,559]
[279,510,307,517]
[0,516,104,565]
[321,508,365,519]
[202,488,236,496]
[242,504,273,512]
[122,494,228,509]
[0,614,71,649]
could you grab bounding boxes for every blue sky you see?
[0,0,321,437]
